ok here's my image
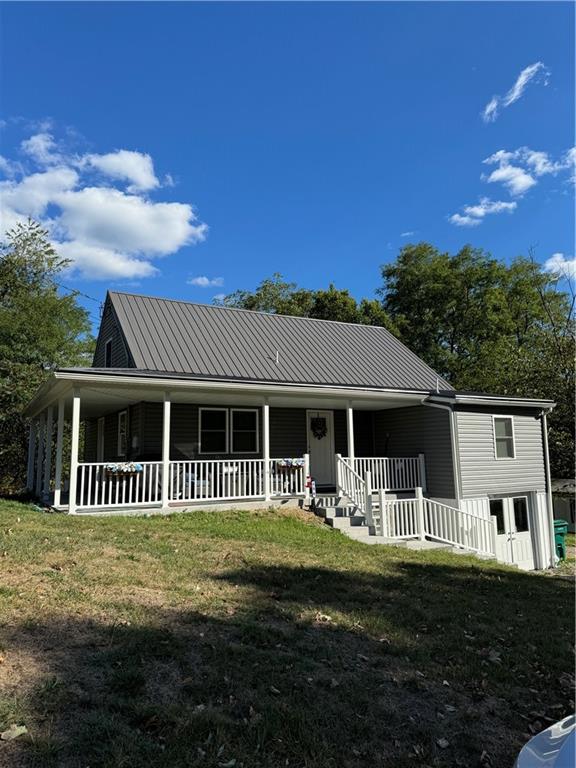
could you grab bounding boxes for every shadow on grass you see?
[1,560,573,768]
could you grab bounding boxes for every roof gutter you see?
[428,393,556,410]
[540,411,557,568]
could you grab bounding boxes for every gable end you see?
[92,295,135,369]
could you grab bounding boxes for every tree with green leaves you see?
[379,243,575,477]
[0,220,93,493]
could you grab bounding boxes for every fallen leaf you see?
[1,724,28,741]
[437,738,450,749]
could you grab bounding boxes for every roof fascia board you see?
[427,394,555,410]
[52,370,430,400]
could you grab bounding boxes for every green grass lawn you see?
[0,501,574,768]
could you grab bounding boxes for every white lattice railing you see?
[351,456,425,492]
[76,462,163,509]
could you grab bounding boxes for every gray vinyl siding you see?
[455,408,546,498]
[92,300,133,368]
[373,406,455,499]
[270,409,307,457]
[84,420,97,462]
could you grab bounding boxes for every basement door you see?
[489,496,535,570]
[306,410,335,487]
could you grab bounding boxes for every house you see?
[24,291,557,570]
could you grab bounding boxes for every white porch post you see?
[43,406,54,499]
[346,402,355,463]
[263,399,270,501]
[418,453,427,493]
[26,420,37,491]
[161,392,171,508]
[415,486,426,541]
[68,389,81,515]
[53,398,65,508]
[303,452,310,505]
[35,411,45,496]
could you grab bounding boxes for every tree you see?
[379,243,575,477]
[0,220,93,492]
[219,273,396,330]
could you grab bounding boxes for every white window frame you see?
[104,338,113,368]
[230,408,260,455]
[117,410,128,457]
[198,407,229,455]
[492,415,516,460]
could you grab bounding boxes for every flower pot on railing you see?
[104,462,144,479]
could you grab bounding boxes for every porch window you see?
[117,411,127,457]
[199,408,228,454]
[493,416,515,459]
[231,409,259,454]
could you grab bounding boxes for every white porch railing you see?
[74,457,308,509]
[351,456,425,492]
[76,462,163,509]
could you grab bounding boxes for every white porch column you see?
[346,401,355,462]
[415,486,425,541]
[68,389,81,515]
[35,411,45,496]
[26,420,37,491]
[263,399,270,501]
[53,398,65,508]
[43,406,54,499]
[161,392,171,508]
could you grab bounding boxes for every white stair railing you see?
[351,455,426,492]
[377,487,495,555]
[336,454,367,515]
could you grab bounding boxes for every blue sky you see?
[1,1,574,329]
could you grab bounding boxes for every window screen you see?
[494,417,515,459]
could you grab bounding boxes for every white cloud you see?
[0,128,208,280]
[212,293,226,302]
[543,253,576,280]
[187,275,224,287]
[449,197,517,227]
[482,62,550,122]
[400,231,415,237]
[482,146,575,196]
[83,150,159,192]
[449,213,482,228]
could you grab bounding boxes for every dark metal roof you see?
[106,291,453,391]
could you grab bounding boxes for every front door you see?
[306,410,335,487]
[489,496,535,570]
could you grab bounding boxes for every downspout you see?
[422,400,461,502]
[540,410,556,568]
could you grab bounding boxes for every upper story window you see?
[493,416,515,459]
[104,338,113,368]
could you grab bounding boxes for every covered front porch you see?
[25,371,433,514]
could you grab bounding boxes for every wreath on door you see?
[311,416,327,440]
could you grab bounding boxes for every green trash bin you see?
[554,519,569,562]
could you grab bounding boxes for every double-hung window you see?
[231,409,259,454]
[199,408,228,454]
[493,416,515,459]
[198,408,259,454]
